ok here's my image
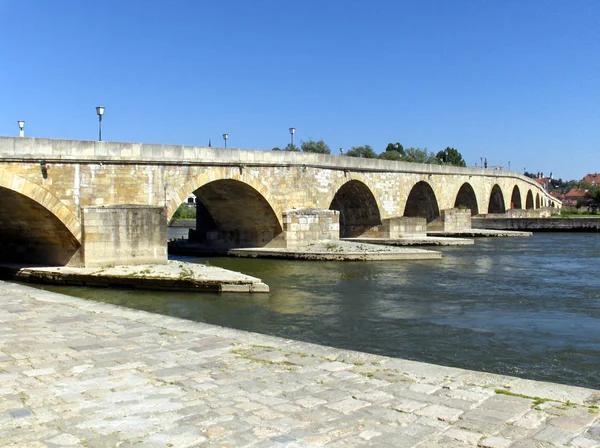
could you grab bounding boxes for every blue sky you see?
[1,1,597,180]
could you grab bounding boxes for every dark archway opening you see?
[535,193,540,209]
[188,180,282,249]
[488,185,506,214]
[526,191,534,209]
[454,183,479,215]
[404,181,440,223]
[0,187,81,265]
[329,180,381,238]
[510,186,522,209]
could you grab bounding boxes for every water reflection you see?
[32,233,600,388]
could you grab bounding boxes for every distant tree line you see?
[271,139,467,167]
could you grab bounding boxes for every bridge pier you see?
[273,208,340,248]
[356,217,428,239]
[427,208,472,232]
[81,206,167,268]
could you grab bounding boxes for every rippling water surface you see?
[35,233,600,389]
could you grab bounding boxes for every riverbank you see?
[0,281,598,447]
[0,261,269,293]
[473,217,600,232]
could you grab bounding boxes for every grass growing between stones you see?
[494,388,551,406]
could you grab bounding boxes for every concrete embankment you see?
[0,281,598,447]
[0,261,269,293]
[473,217,600,232]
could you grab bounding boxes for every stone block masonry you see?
[82,205,167,267]
[276,208,340,248]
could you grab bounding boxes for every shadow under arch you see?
[329,180,381,238]
[488,184,506,214]
[511,185,522,209]
[454,182,479,215]
[526,190,534,209]
[535,193,540,209]
[404,181,440,223]
[0,186,81,265]
[189,179,282,249]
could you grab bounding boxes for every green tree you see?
[300,139,331,154]
[435,147,466,167]
[385,142,405,156]
[403,147,438,164]
[172,203,197,220]
[579,184,600,213]
[272,144,300,151]
[379,150,404,161]
[345,145,377,158]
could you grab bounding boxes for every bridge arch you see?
[535,193,540,209]
[0,171,82,265]
[0,170,82,242]
[404,181,440,223]
[525,190,534,209]
[171,169,282,248]
[510,185,522,209]
[454,182,479,215]
[329,180,381,237]
[488,184,506,214]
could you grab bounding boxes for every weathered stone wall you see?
[82,206,167,267]
[363,217,428,238]
[472,217,600,232]
[275,208,340,248]
[431,209,472,232]
[0,137,560,264]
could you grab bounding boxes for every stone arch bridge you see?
[0,137,558,267]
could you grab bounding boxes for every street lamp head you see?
[96,106,105,116]
[223,133,228,140]
[17,120,24,130]
[289,127,295,135]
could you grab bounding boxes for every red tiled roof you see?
[583,173,600,184]
[564,188,586,199]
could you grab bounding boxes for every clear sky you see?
[1,1,597,180]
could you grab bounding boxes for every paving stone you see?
[325,397,371,414]
[478,435,513,447]
[0,280,597,448]
[443,427,483,444]
[415,404,464,422]
[533,425,580,445]
[570,435,600,447]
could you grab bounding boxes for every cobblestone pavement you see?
[0,281,599,447]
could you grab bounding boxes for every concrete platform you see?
[428,229,533,238]
[0,261,269,293]
[344,236,474,246]
[0,281,598,447]
[229,240,442,261]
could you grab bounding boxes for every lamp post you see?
[508,161,511,171]
[289,127,295,148]
[95,106,105,141]
[17,120,24,137]
[223,133,228,148]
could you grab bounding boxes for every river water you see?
[35,233,600,389]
